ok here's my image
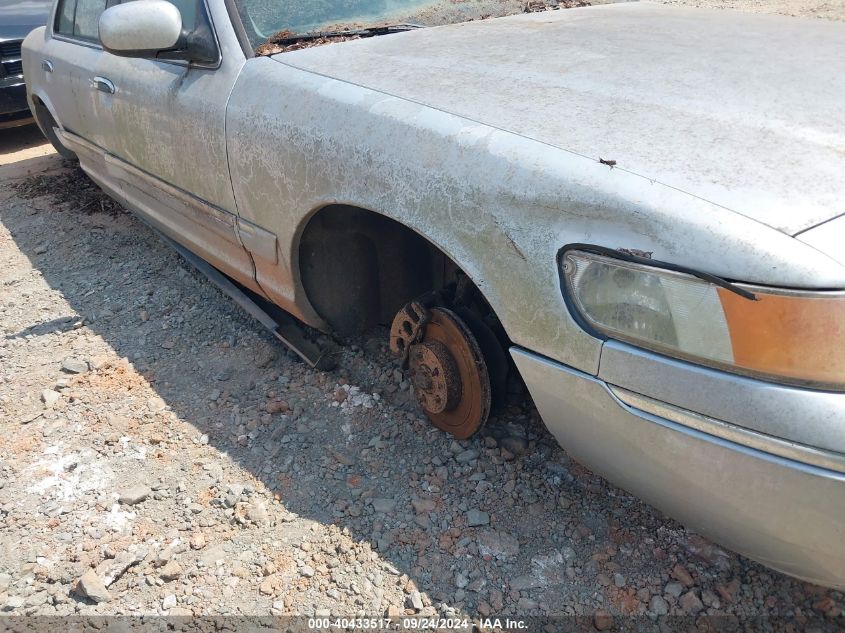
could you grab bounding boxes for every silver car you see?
[22,0,845,588]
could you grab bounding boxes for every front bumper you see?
[512,347,845,589]
[0,82,33,128]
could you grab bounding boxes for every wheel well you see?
[31,96,76,161]
[299,205,465,336]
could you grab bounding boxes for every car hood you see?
[272,2,845,236]
[0,0,50,38]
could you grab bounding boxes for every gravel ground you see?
[1,2,844,622]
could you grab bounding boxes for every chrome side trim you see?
[609,385,845,475]
[599,341,845,455]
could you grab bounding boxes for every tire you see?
[33,100,77,161]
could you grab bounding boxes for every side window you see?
[73,0,108,41]
[121,0,197,31]
[166,0,198,31]
[55,0,76,35]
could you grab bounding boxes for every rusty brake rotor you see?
[391,304,491,439]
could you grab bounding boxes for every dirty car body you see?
[22,0,845,588]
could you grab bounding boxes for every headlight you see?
[562,249,845,390]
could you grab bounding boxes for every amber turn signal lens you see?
[718,288,845,389]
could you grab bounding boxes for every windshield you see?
[234,0,554,51]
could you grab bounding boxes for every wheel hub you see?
[390,305,491,439]
[409,340,462,414]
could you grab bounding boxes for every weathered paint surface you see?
[226,55,845,375]
[271,3,845,236]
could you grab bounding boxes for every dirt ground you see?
[1,1,844,626]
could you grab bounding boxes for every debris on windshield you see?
[524,0,591,11]
[256,30,362,56]
[256,24,421,56]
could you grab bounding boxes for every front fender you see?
[226,57,845,375]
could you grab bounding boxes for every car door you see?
[37,0,115,169]
[88,0,263,293]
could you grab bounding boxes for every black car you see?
[1,0,51,129]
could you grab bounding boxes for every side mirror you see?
[99,1,183,56]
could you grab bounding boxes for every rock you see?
[715,578,740,604]
[701,589,720,609]
[649,595,669,616]
[41,390,60,407]
[170,607,192,616]
[406,590,424,611]
[329,448,354,466]
[266,400,289,414]
[684,534,731,569]
[162,594,177,610]
[593,609,613,631]
[500,436,528,455]
[200,545,227,566]
[664,582,684,598]
[478,530,519,559]
[118,485,151,505]
[271,599,285,614]
[246,501,268,524]
[3,596,24,611]
[613,573,626,588]
[454,573,468,589]
[155,548,173,567]
[466,509,490,527]
[671,564,695,588]
[96,547,146,586]
[189,533,206,550]
[455,449,479,464]
[159,561,182,582]
[411,498,436,514]
[260,576,281,595]
[20,411,44,425]
[300,565,315,578]
[679,591,704,615]
[510,575,542,591]
[414,514,431,529]
[517,597,538,611]
[387,605,403,617]
[371,498,396,513]
[61,358,89,374]
[75,570,111,603]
